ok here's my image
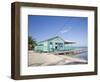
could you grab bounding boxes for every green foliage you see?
[28,36,37,50]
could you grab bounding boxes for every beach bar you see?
[35,36,75,52]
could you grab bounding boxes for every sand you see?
[28,51,87,66]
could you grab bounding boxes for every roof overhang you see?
[64,42,76,44]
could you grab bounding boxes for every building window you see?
[55,46,58,49]
[55,43,58,45]
[50,42,52,45]
[59,43,63,47]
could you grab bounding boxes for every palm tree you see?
[28,36,37,50]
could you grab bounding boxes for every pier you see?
[51,49,87,55]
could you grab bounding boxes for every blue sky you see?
[28,15,88,47]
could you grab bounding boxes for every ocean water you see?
[74,52,88,60]
[65,52,88,65]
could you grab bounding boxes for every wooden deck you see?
[51,49,87,55]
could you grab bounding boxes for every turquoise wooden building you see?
[35,36,75,52]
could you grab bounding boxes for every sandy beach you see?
[28,51,87,66]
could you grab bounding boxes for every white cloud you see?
[60,27,72,34]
